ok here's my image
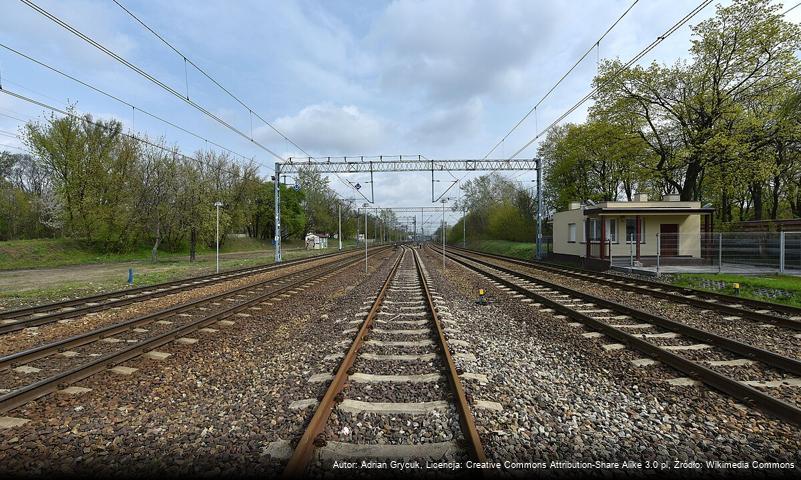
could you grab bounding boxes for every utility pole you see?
[536,156,543,259]
[463,206,467,248]
[363,204,369,274]
[441,198,447,271]
[338,203,342,251]
[214,201,223,273]
[274,162,282,263]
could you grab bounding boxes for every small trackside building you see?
[552,194,715,268]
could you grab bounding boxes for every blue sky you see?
[1,0,799,225]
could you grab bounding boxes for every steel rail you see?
[448,245,801,330]
[441,247,801,376]
[411,248,486,462]
[0,249,387,414]
[438,247,801,425]
[281,249,404,477]
[0,248,360,334]
[0,248,389,372]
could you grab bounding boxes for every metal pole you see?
[215,203,220,273]
[274,162,282,263]
[365,207,368,274]
[462,212,466,248]
[442,200,446,271]
[656,233,661,277]
[718,232,723,273]
[780,231,786,274]
[338,203,342,251]
[536,157,543,259]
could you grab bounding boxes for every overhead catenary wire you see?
[111,0,309,160]
[482,0,641,160]
[506,0,715,161]
[110,0,390,204]
[0,87,260,179]
[0,42,258,167]
[20,0,286,163]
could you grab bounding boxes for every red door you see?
[660,224,679,257]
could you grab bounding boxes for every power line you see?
[108,1,373,202]
[506,0,715,161]
[20,0,285,163]
[785,2,801,14]
[483,0,640,160]
[0,87,258,179]
[0,42,260,168]
[111,0,310,160]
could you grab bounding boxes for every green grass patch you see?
[669,273,801,308]
[462,239,537,261]
[0,236,310,270]
[0,244,355,309]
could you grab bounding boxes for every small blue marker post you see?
[128,268,134,286]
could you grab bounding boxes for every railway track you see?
[281,247,486,476]
[0,248,359,335]
[433,246,801,425]
[448,245,801,329]
[0,247,391,415]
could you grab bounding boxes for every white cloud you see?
[410,98,483,146]
[367,0,559,103]
[259,104,389,155]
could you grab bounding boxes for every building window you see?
[586,218,601,242]
[625,218,646,243]
[607,219,617,243]
[568,223,576,242]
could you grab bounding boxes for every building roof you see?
[559,200,713,216]
[583,206,715,215]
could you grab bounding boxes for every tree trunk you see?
[151,222,161,263]
[680,161,703,201]
[751,183,763,221]
[770,175,781,220]
[189,227,197,262]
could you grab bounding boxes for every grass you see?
[0,238,357,310]
[0,236,308,271]
[669,273,801,308]
[461,239,537,260]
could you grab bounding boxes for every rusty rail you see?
[282,247,486,477]
[281,250,404,477]
[0,249,388,414]
[411,248,486,461]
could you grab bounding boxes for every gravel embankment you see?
[0,250,396,477]
[417,248,801,470]
[0,252,363,357]
[478,255,801,360]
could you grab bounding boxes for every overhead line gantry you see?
[273,156,543,263]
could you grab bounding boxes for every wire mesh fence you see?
[610,232,801,275]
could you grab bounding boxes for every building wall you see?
[553,208,587,256]
[554,211,703,258]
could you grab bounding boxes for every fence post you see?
[608,236,613,269]
[656,233,660,277]
[718,233,723,273]
[780,231,786,274]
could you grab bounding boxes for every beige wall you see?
[553,211,703,258]
[553,208,586,256]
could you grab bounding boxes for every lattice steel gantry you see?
[273,156,542,263]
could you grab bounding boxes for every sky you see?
[1,0,799,229]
